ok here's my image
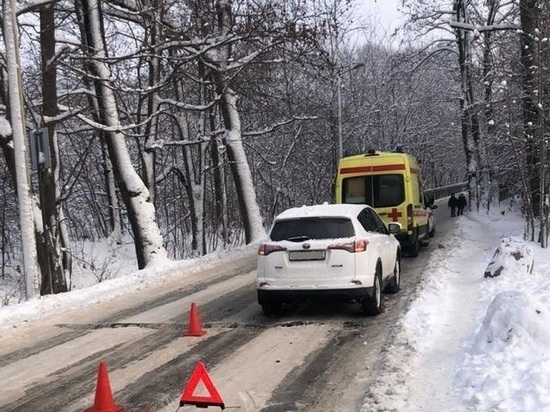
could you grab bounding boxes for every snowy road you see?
[0,211,454,412]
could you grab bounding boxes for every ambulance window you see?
[373,174,404,207]
[342,177,372,205]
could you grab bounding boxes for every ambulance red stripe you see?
[340,164,406,174]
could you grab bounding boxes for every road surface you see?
[0,203,455,412]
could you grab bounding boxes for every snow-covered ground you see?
[362,204,550,411]
[1,202,549,411]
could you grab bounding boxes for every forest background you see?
[0,0,548,303]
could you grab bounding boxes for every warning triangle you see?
[180,361,225,409]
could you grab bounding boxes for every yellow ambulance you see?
[334,149,430,257]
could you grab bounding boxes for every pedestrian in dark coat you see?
[457,194,467,215]
[448,193,458,217]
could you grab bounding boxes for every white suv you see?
[256,203,401,316]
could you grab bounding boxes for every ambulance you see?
[334,149,429,257]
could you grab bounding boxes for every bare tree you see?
[518,0,546,243]
[75,0,167,268]
[3,0,40,299]
[37,1,71,294]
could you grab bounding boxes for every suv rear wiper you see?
[286,235,310,242]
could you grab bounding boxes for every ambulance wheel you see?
[261,301,282,316]
[409,233,420,257]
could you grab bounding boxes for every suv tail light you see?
[328,239,368,253]
[258,243,287,256]
[407,203,414,231]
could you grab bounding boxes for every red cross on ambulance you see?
[387,208,402,222]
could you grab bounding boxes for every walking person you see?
[448,193,458,217]
[457,193,467,215]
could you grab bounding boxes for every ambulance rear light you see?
[407,204,414,231]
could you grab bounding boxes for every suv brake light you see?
[328,239,368,253]
[258,243,287,256]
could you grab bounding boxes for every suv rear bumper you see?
[257,287,372,304]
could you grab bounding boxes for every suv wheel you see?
[385,255,400,294]
[362,267,384,315]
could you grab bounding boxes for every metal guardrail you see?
[424,182,469,203]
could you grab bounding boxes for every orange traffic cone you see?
[183,302,207,337]
[85,362,124,412]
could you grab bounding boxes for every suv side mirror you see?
[387,222,401,235]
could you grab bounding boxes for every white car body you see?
[256,203,401,315]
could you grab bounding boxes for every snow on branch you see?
[158,98,218,111]
[242,116,317,138]
[75,109,165,135]
[226,49,264,71]
[16,0,55,15]
[43,108,85,125]
[449,21,517,33]
[147,116,318,150]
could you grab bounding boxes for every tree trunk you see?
[182,141,206,255]
[217,86,265,243]
[481,0,499,212]
[74,2,122,242]
[102,139,123,242]
[139,0,163,206]
[77,0,167,268]
[207,0,266,243]
[519,0,541,218]
[209,112,229,246]
[176,107,204,256]
[3,0,40,299]
[38,2,70,294]
[454,0,482,210]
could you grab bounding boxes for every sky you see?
[360,0,403,29]
[1,198,550,411]
[355,0,406,39]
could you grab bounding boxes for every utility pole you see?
[337,63,365,159]
[337,73,343,158]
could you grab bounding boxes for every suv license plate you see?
[289,250,326,261]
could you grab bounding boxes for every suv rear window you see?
[270,218,355,241]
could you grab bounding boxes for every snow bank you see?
[484,236,534,278]
[457,291,550,410]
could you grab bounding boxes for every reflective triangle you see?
[180,361,225,409]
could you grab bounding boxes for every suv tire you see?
[385,255,401,294]
[362,267,384,315]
